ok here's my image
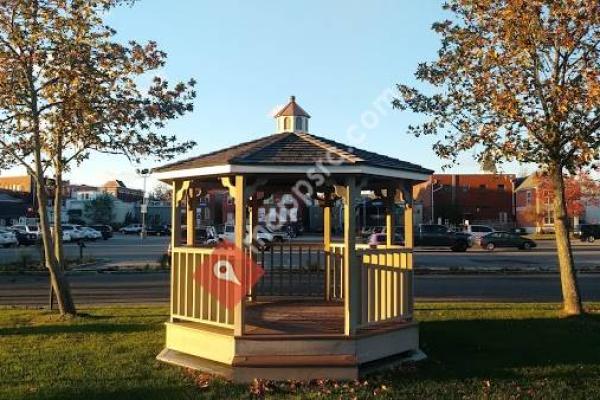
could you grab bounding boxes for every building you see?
[0,192,28,226]
[0,175,34,193]
[68,180,144,203]
[515,172,598,233]
[66,192,136,225]
[414,173,516,227]
[101,180,144,203]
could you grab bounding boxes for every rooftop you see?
[154,131,432,177]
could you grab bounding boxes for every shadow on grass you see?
[0,322,152,336]
[416,314,600,380]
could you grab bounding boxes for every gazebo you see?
[154,96,433,382]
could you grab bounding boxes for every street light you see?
[136,168,151,239]
[431,178,443,224]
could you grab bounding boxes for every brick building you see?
[0,175,34,193]
[69,180,144,203]
[414,173,516,226]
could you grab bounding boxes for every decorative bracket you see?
[220,177,237,200]
[399,181,414,208]
[175,180,191,202]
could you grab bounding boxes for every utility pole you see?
[136,168,151,240]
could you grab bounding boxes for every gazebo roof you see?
[153,131,433,181]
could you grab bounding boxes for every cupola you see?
[274,96,310,133]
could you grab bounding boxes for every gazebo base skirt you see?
[157,305,424,383]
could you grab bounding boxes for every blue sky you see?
[9,0,526,190]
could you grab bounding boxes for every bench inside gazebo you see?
[154,97,432,382]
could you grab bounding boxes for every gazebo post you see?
[186,185,196,246]
[339,177,360,335]
[233,175,246,336]
[402,185,414,318]
[385,187,396,247]
[171,180,182,248]
[403,187,414,249]
[323,204,331,300]
[247,194,258,301]
[170,180,182,321]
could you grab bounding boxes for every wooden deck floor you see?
[244,300,345,336]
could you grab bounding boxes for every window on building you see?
[526,191,532,205]
[462,185,469,192]
[283,117,291,130]
[543,196,553,224]
[497,184,505,191]
[479,184,486,190]
[543,208,554,225]
[295,117,302,130]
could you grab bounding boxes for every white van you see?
[463,225,495,243]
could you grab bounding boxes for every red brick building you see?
[414,173,516,225]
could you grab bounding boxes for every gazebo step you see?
[232,354,357,367]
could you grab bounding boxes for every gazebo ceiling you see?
[153,131,433,182]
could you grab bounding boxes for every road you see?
[1,235,599,271]
[2,272,600,305]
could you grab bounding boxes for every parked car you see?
[0,228,18,248]
[367,231,404,247]
[90,225,113,240]
[11,224,40,239]
[480,231,537,250]
[79,226,102,241]
[8,227,38,246]
[463,225,495,243]
[61,224,86,241]
[146,224,171,236]
[575,224,600,243]
[415,224,472,252]
[119,224,143,234]
[509,227,528,235]
[219,224,273,249]
[50,227,72,243]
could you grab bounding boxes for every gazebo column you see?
[247,195,258,301]
[170,180,182,321]
[337,177,360,335]
[402,184,414,318]
[186,185,197,246]
[323,204,331,300]
[385,187,396,247]
[233,175,246,336]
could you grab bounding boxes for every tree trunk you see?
[551,167,583,315]
[53,163,64,270]
[37,180,76,315]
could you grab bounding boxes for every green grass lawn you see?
[1,303,599,400]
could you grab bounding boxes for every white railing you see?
[327,243,413,327]
[171,246,236,329]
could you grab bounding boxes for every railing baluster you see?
[288,241,293,295]
[269,245,274,296]
[307,246,312,296]
[279,244,283,296]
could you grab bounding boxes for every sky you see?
[5,0,528,191]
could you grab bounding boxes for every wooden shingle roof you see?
[154,131,432,176]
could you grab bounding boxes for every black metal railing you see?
[251,243,343,298]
